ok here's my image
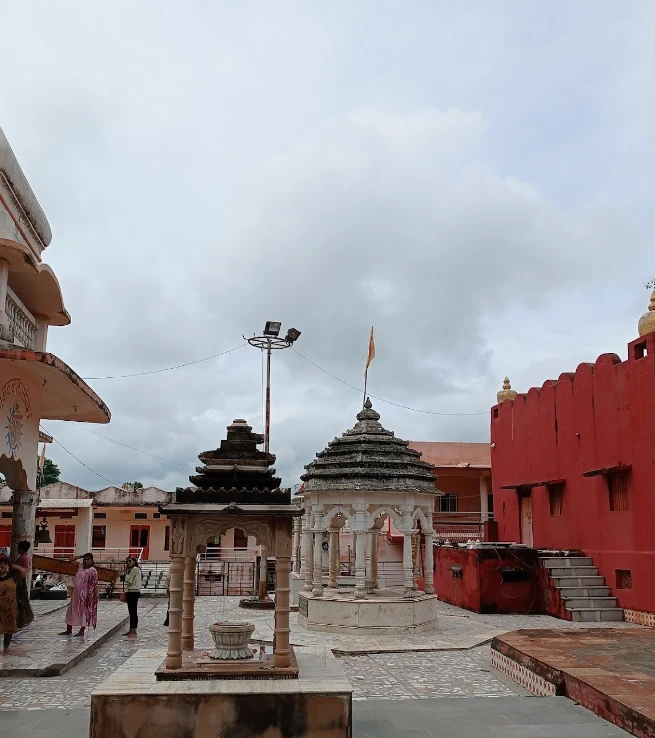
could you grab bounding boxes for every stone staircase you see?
[539,555,624,622]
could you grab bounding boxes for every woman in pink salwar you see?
[59,553,99,637]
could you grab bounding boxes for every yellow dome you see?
[638,290,655,337]
[497,376,518,403]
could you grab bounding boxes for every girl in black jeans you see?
[123,556,142,637]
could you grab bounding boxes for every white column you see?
[354,530,367,598]
[312,510,324,596]
[403,530,415,597]
[479,475,489,522]
[303,521,313,592]
[423,527,435,595]
[0,258,9,339]
[259,545,268,600]
[75,506,93,556]
[370,531,379,590]
[292,518,301,573]
[34,315,49,352]
[299,514,308,578]
[365,532,375,593]
[328,529,339,588]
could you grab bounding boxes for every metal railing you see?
[198,547,259,562]
[433,521,484,543]
[4,286,37,349]
[31,546,144,562]
[196,559,256,596]
[33,545,75,559]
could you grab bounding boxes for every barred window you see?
[438,494,459,513]
[616,569,632,590]
[608,471,629,511]
[548,484,564,516]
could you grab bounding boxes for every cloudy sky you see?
[1,2,653,490]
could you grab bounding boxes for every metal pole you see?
[265,339,272,453]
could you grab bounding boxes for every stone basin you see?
[208,621,255,660]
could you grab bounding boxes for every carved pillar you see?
[402,529,415,597]
[181,555,196,651]
[365,531,374,593]
[423,530,435,594]
[312,510,324,596]
[303,519,313,592]
[328,529,339,588]
[354,531,367,598]
[370,530,379,590]
[259,545,268,600]
[292,518,301,573]
[273,556,291,668]
[11,489,36,586]
[299,513,308,578]
[166,555,185,669]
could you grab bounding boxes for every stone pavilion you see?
[297,399,441,633]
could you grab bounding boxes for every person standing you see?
[59,553,99,637]
[0,554,31,652]
[123,556,141,637]
[14,540,31,569]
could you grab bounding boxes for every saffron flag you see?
[366,327,375,370]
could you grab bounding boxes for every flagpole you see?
[363,368,368,408]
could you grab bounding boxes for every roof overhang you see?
[37,498,93,509]
[0,240,69,325]
[161,503,303,516]
[0,347,110,423]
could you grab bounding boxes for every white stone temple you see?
[297,399,441,633]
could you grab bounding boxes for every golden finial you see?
[638,290,655,337]
[497,376,518,403]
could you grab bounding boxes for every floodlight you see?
[263,321,282,337]
[285,327,301,343]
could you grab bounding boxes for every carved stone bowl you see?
[208,621,255,660]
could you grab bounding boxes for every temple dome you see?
[301,398,436,493]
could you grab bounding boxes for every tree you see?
[647,278,655,290]
[121,481,143,492]
[37,457,61,488]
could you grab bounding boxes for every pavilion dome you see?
[301,399,436,493]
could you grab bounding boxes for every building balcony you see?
[1,284,40,350]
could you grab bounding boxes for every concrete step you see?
[568,608,624,622]
[551,575,605,587]
[540,556,594,568]
[561,596,618,609]
[547,566,598,578]
[556,586,612,598]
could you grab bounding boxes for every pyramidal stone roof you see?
[301,399,437,493]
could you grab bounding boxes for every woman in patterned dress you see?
[0,553,28,652]
[58,553,99,637]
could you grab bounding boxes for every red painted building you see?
[491,325,655,622]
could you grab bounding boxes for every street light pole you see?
[245,322,301,454]
[265,338,272,453]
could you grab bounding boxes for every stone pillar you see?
[273,556,291,668]
[354,530,367,598]
[423,529,435,595]
[292,518,301,573]
[312,511,324,596]
[365,532,375,593]
[11,489,36,586]
[328,529,339,588]
[299,514,308,578]
[259,545,268,600]
[479,476,489,523]
[403,531,415,597]
[181,555,196,651]
[166,555,185,669]
[370,530,379,590]
[303,521,313,592]
[75,506,93,556]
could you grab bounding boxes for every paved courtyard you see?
[0,597,636,736]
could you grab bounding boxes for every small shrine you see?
[91,418,353,738]
[297,399,441,633]
[160,418,301,675]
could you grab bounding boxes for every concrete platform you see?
[0,600,129,677]
[90,648,353,738]
[491,627,655,738]
[298,588,438,634]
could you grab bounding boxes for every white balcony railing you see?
[4,286,37,349]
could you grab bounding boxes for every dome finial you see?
[497,376,518,403]
[638,289,655,337]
